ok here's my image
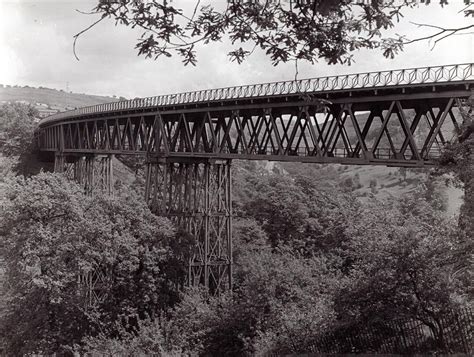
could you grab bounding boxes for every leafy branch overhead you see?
[73,0,473,66]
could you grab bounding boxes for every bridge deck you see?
[37,63,473,168]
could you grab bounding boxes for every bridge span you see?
[37,63,474,292]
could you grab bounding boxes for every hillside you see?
[266,160,462,217]
[0,85,121,118]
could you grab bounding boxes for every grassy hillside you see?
[0,85,121,118]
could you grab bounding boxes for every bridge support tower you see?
[145,157,233,292]
[54,153,114,196]
[54,152,114,309]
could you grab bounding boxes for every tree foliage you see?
[0,102,38,157]
[0,147,471,354]
[336,190,471,349]
[438,95,474,237]
[0,173,177,355]
[160,250,338,356]
[77,0,473,66]
[236,171,358,256]
[1,165,470,354]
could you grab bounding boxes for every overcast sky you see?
[0,0,472,98]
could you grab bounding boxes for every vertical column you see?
[226,162,233,290]
[203,162,210,289]
[203,160,232,292]
[78,265,110,310]
[55,154,114,196]
[54,124,66,173]
[145,158,233,292]
[84,155,95,196]
[84,155,114,196]
[54,153,65,173]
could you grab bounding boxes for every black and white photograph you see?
[0,0,473,355]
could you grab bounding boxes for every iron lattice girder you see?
[145,158,232,291]
[40,95,468,167]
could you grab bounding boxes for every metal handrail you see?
[39,63,473,126]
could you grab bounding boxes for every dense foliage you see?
[0,102,38,157]
[338,192,470,347]
[0,101,471,354]
[80,0,473,66]
[0,173,177,355]
[1,162,470,355]
[438,97,474,238]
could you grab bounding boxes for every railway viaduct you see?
[37,63,474,292]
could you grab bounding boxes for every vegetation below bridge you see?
[0,101,472,355]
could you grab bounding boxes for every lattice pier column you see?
[54,153,114,196]
[55,153,114,310]
[145,158,233,292]
[54,153,66,173]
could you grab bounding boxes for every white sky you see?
[0,0,472,98]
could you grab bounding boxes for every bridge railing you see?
[40,63,473,126]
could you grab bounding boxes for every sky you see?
[0,0,472,99]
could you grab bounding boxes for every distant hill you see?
[0,85,122,118]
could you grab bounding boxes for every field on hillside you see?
[0,86,120,117]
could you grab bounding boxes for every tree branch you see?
[73,16,107,61]
[404,22,474,49]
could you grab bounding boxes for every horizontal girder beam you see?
[37,92,470,168]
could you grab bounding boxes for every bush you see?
[79,318,182,356]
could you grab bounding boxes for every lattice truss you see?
[77,264,111,310]
[54,154,114,195]
[145,160,232,291]
[42,98,466,164]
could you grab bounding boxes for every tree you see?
[437,94,474,237]
[232,217,270,264]
[336,190,471,351]
[239,172,358,256]
[161,249,338,355]
[80,248,340,356]
[232,249,339,355]
[0,173,176,355]
[75,1,473,66]
[0,102,38,157]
